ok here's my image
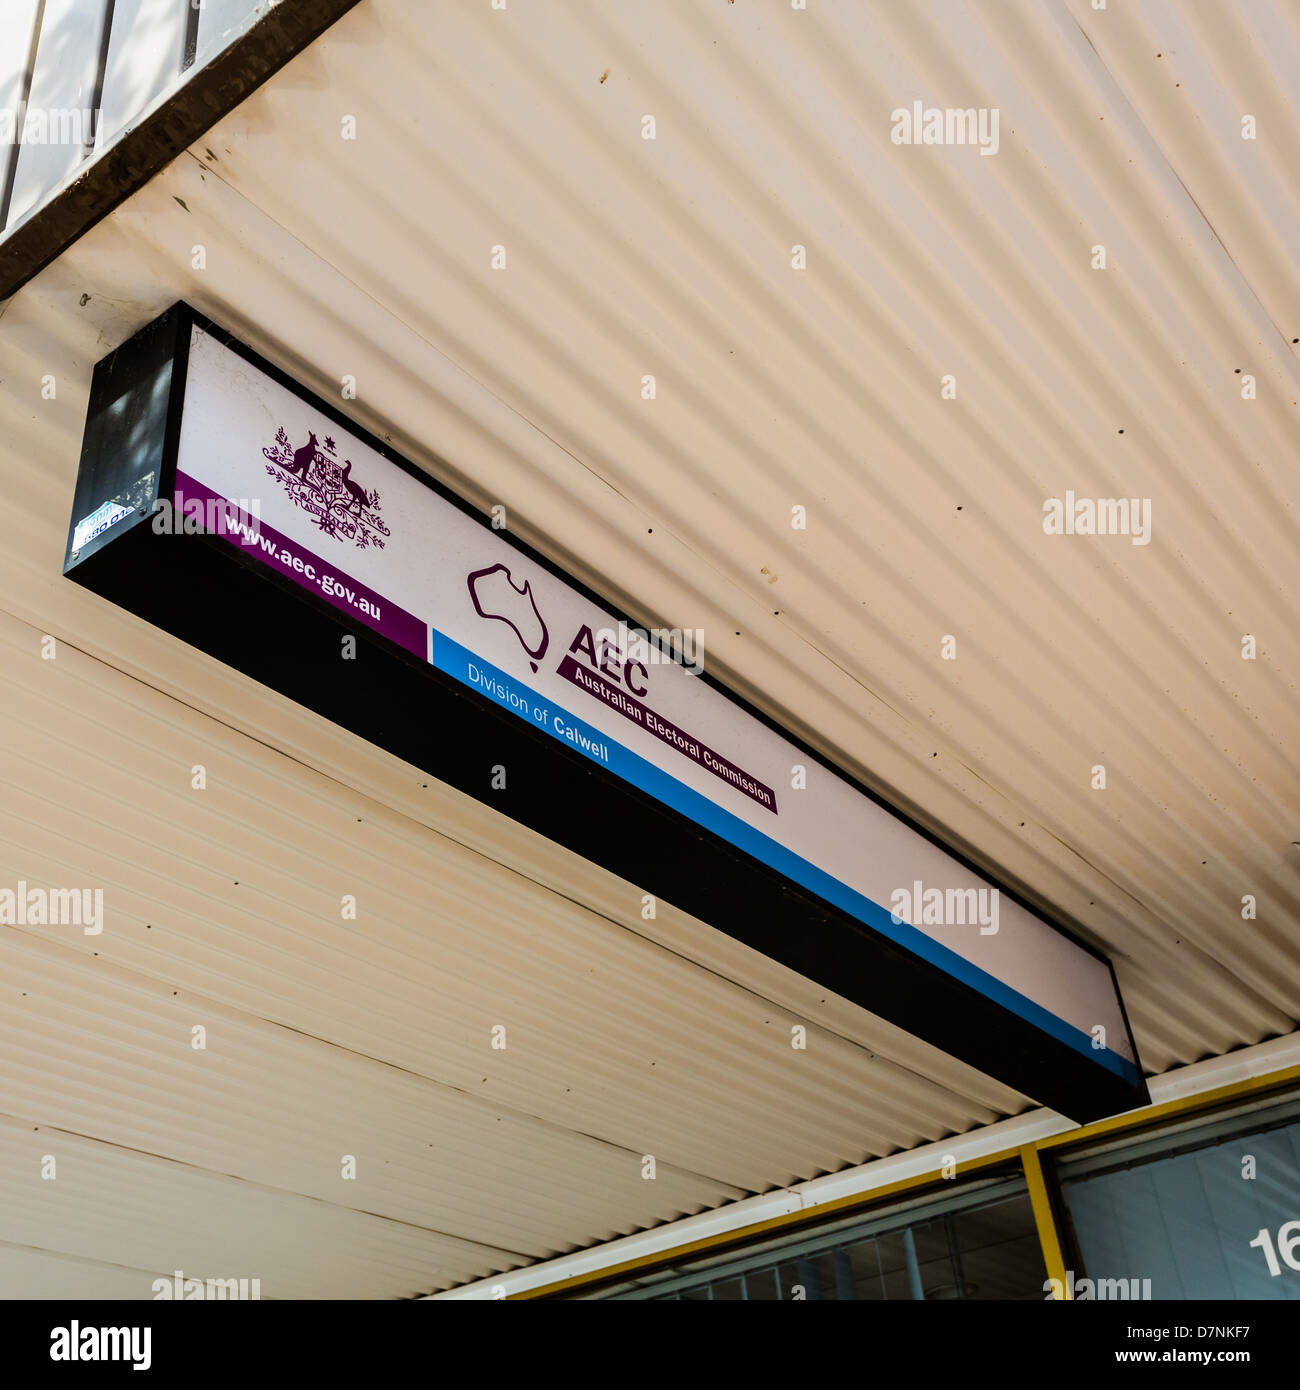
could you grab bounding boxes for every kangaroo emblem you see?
[262,426,390,551]
[286,429,318,481]
[339,460,369,515]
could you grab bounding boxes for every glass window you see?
[591,1178,1046,1300]
[1057,1095,1300,1300]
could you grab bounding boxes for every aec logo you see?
[466,564,549,672]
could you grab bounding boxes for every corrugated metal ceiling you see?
[0,0,1297,1295]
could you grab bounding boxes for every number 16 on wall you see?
[1249,1222,1300,1277]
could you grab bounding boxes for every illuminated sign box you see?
[64,304,1148,1123]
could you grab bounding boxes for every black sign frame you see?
[63,302,1149,1124]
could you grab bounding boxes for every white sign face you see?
[173,323,1138,1086]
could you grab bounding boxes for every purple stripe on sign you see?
[556,654,778,814]
[173,470,426,659]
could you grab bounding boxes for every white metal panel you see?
[0,0,41,112]
[195,0,265,70]
[6,0,107,225]
[0,1114,514,1298]
[95,0,187,150]
[0,0,42,202]
[0,1247,159,1301]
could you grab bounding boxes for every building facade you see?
[1,0,1297,1306]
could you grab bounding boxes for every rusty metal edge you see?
[0,0,363,301]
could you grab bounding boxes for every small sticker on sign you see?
[72,499,133,551]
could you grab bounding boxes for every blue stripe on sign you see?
[432,630,1140,1086]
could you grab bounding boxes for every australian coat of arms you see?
[263,427,389,549]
